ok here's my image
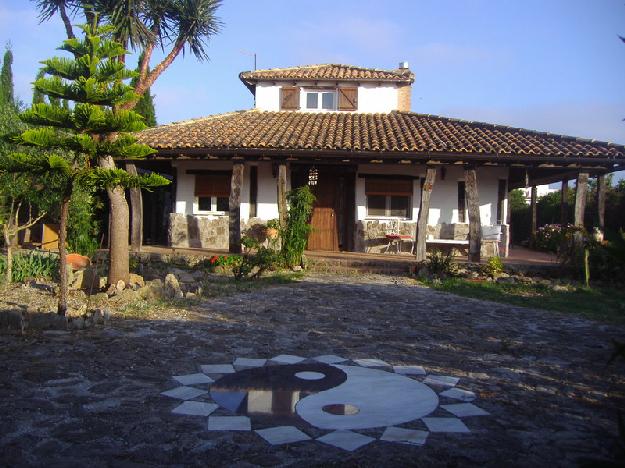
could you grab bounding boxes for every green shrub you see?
[281,186,315,267]
[233,236,281,280]
[421,249,457,279]
[481,256,504,278]
[0,251,59,282]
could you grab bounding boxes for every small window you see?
[305,89,336,111]
[306,93,318,109]
[196,196,229,213]
[367,195,386,217]
[321,92,335,110]
[457,181,466,223]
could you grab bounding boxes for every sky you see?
[1,0,624,181]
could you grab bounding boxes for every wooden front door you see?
[291,165,355,252]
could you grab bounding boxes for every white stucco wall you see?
[172,160,280,222]
[355,164,509,226]
[254,82,400,113]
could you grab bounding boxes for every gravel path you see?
[1,274,624,467]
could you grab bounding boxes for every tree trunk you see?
[3,227,12,283]
[277,163,288,229]
[530,185,537,248]
[100,155,130,285]
[415,167,436,261]
[597,174,605,232]
[126,164,143,252]
[57,197,70,316]
[560,179,568,226]
[229,163,244,253]
[465,168,482,263]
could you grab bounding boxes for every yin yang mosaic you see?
[161,355,489,451]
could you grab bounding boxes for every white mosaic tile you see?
[313,354,348,364]
[353,358,390,368]
[270,354,306,365]
[317,430,375,451]
[380,426,429,446]
[439,388,476,402]
[393,365,426,376]
[161,386,207,400]
[207,416,251,431]
[255,426,311,445]
[172,401,218,416]
[173,373,214,385]
[422,417,470,433]
[441,403,490,417]
[423,375,459,387]
[233,357,267,368]
[200,364,235,374]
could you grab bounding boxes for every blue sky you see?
[2,0,624,180]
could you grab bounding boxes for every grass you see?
[426,278,625,324]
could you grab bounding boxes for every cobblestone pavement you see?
[1,274,624,467]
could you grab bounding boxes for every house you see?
[520,185,559,204]
[136,63,625,260]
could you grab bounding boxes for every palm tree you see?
[34,0,222,284]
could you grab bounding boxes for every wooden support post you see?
[597,174,606,233]
[229,163,244,253]
[414,167,436,261]
[530,185,537,248]
[574,172,589,247]
[126,163,143,252]
[465,167,482,263]
[560,179,568,226]
[574,173,588,227]
[277,163,288,229]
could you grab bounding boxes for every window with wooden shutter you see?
[338,87,358,111]
[365,177,413,218]
[195,173,231,213]
[280,86,300,110]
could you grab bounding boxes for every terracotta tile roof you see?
[137,110,625,159]
[239,64,415,84]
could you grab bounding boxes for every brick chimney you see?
[396,61,412,112]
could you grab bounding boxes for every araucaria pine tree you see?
[4,18,169,315]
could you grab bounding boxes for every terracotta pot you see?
[66,253,90,270]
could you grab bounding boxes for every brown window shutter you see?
[338,87,358,111]
[365,177,412,196]
[195,174,231,197]
[280,86,300,110]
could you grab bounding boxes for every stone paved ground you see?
[1,274,624,467]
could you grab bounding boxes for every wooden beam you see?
[277,163,288,229]
[415,167,436,261]
[126,163,143,252]
[574,172,589,228]
[560,179,568,226]
[597,174,606,232]
[229,163,244,253]
[465,168,482,262]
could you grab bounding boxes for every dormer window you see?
[305,89,336,110]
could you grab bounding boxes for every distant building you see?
[520,185,559,203]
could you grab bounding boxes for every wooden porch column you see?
[560,179,568,226]
[574,172,589,227]
[530,185,537,247]
[465,167,482,262]
[414,167,436,261]
[574,172,589,247]
[597,174,606,232]
[277,163,288,229]
[229,163,244,253]
[126,163,143,252]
